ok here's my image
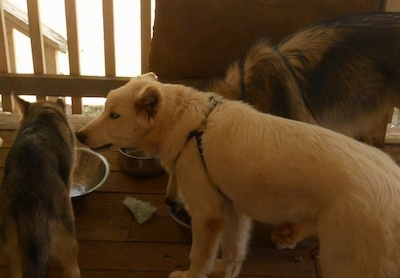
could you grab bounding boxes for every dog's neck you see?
[175,96,219,166]
[185,96,220,161]
[156,95,221,174]
[186,96,219,138]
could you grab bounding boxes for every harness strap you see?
[239,59,247,100]
[186,130,205,163]
[184,98,232,202]
[185,96,218,165]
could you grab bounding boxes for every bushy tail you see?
[19,219,51,278]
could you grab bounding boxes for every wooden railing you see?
[0,0,152,114]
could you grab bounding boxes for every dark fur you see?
[210,12,400,146]
[0,97,80,278]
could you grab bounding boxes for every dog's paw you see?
[270,223,312,250]
[211,259,242,278]
[169,270,187,278]
[212,259,224,273]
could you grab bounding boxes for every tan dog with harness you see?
[77,73,400,278]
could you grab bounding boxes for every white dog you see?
[76,73,400,278]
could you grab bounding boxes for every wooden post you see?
[65,0,82,114]
[0,0,12,111]
[27,0,46,101]
[102,0,116,77]
[140,0,151,74]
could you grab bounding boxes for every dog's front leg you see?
[212,209,252,278]
[192,209,227,277]
[169,205,228,278]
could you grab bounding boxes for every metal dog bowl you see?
[167,203,192,237]
[117,147,164,177]
[70,147,110,197]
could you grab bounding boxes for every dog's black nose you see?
[75,132,87,143]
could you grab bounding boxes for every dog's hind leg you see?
[212,209,252,278]
[51,221,80,278]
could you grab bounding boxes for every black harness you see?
[185,97,231,200]
[186,96,219,165]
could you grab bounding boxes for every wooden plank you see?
[0,114,19,131]
[48,269,182,278]
[45,45,59,102]
[64,0,80,74]
[26,0,45,75]
[0,73,129,97]
[128,216,192,244]
[0,241,191,272]
[99,172,168,194]
[386,0,400,11]
[102,0,116,77]
[44,45,58,74]
[65,241,192,273]
[0,0,13,112]
[0,0,10,73]
[71,192,171,218]
[140,0,151,73]
[1,268,178,278]
[0,113,92,131]
[26,0,46,102]
[3,0,67,53]
[65,0,82,114]
[6,26,15,73]
[0,266,299,278]
[74,214,131,241]
[0,241,317,276]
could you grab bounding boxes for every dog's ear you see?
[133,72,158,81]
[13,94,30,115]
[135,85,161,123]
[55,98,66,113]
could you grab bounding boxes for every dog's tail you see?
[243,40,314,121]
[210,39,316,124]
[19,218,51,278]
[209,39,292,112]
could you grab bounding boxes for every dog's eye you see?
[109,112,120,119]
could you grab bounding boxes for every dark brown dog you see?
[211,12,400,146]
[0,96,80,278]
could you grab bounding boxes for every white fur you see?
[78,74,400,278]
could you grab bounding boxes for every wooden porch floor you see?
[1,113,400,277]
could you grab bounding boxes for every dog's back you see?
[0,98,78,278]
[211,12,400,146]
[282,12,400,116]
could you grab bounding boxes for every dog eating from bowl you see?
[77,73,400,278]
